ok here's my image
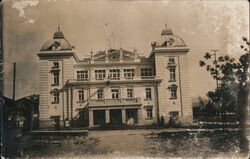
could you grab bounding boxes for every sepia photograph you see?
[1,0,249,158]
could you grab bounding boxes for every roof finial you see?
[90,49,93,58]
[161,17,173,36]
[57,15,60,31]
[165,17,168,29]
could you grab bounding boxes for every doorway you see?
[93,110,106,125]
[126,109,138,125]
[110,109,122,125]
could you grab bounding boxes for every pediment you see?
[93,49,137,61]
[122,51,135,59]
[94,51,106,60]
[108,50,120,60]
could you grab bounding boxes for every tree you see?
[199,37,250,152]
[199,38,249,116]
[236,37,249,152]
[199,53,238,124]
[204,101,217,122]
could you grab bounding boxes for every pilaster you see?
[89,109,93,127]
[122,108,126,124]
[105,109,110,123]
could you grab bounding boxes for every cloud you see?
[26,18,35,24]
[11,0,39,24]
[11,0,39,17]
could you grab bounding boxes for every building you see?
[2,95,39,129]
[37,26,193,128]
[15,94,39,129]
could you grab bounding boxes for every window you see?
[95,70,106,80]
[109,69,120,80]
[169,57,175,64]
[53,62,59,68]
[97,89,104,99]
[169,85,177,99]
[127,88,133,98]
[141,68,153,79]
[170,88,177,99]
[169,67,176,81]
[169,111,179,118]
[76,70,88,81]
[111,89,120,99]
[52,41,61,50]
[53,92,59,103]
[123,69,135,79]
[78,90,84,101]
[53,71,59,85]
[145,88,152,99]
[146,108,153,118]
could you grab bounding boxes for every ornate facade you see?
[37,26,193,128]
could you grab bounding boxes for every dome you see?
[161,28,173,36]
[40,29,72,51]
[53,31,64,39]
[154,26,186,47]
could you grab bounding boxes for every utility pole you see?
[12,62,16,101]
[211,50,221,121]
[211,50,219,90]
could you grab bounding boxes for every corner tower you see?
[37,28,79,128]
[150,25,193,125]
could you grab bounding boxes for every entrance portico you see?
[88,98,142,127]
[88,107,139,127]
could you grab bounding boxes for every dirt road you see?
[88,130,155,156]
[4,128,249,158]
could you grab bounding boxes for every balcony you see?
[66,76,161,86]
[68,76,156,82]
[67,79,89,83]
[141,76,155,79]
[88,98,142,107]
[50,66,60,72]
[167,62,177,67]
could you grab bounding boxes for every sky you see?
[2,0,249,100]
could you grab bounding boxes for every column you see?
[122,108,126,124]
[89,109,94,127]
[138,108,143,125]
[105,109,110,123]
